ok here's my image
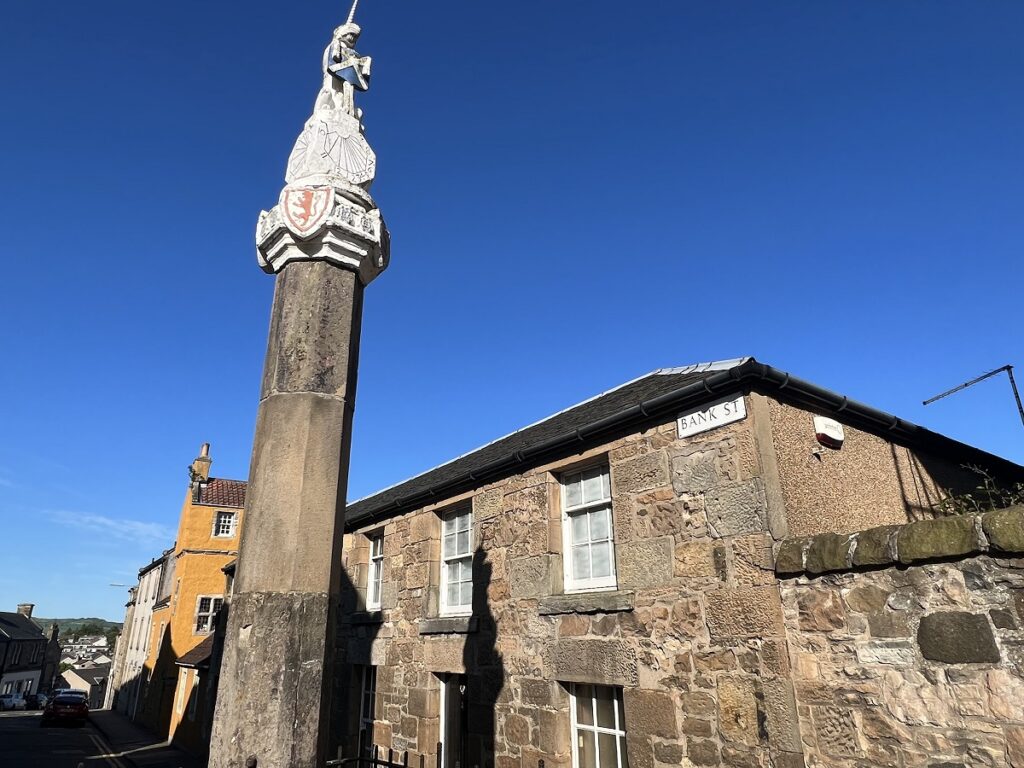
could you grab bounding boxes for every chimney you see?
[190,442,212,483]
[17,603,34,619]
[49,623,59,642]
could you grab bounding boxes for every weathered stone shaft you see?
[209,260,364,768]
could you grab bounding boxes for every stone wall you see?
[777,507,1024,767]
[333,389,1023,768]
[336,401,810,767]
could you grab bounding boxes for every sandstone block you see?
[855,640,915,666]
[852,524,898,567]
[774,538,808,575]
[917,612,1000,663]
[409,512,436,544]
[705,586,784,640]
[843,584,889,614]
[519,678,553,707]
[625,738,654,768]
[675,541,719,578]
[686,738,720,766]
[982,507,1024,554]
[705,479,767,537]
[811,706,861,757]
[509,555,556,599]
[406,686,438,718]
[1007,724,1024,768]
[897,516,979,564]
[866,611,911,638]
[795,588,845,632]
[652,742,684,764]
[504,713,531,746]
[619,537,674,589]
[761,678,801,753]
[614,451,670,494]
[804,533,853,575]
[423,636,465,673]
[474,487,504,521]
[671,449,720,493]
[550,638,638,686]
[731,534,774,586]
[623,688,677,739]
[535,708,570,755]
[717,676,759,746]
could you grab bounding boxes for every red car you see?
[40,693,89,726]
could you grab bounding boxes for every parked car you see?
[0,693,27,711]
[25,692,48,709]
[40,694,89,726]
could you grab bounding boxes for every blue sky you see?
[1,2,1022,620]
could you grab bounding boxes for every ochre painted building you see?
[137,444,245,754]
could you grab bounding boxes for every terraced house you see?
[131,444,245,756]
[333,357,1024,768]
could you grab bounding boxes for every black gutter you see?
[346,358,1023,527]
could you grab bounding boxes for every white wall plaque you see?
[677,395,747,438]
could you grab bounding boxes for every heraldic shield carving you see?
[280,186,334,239]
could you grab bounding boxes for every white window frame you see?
[560,465,617,593]
[187,671,200,721]
[212,510,237,538]
[568,683,628,768]
[366,534,384,611]
[175,669,189,714]
[194,595,223,635]
[359,665,377,752]
[439,506,473,616]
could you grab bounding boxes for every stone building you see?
[333,357,1024,768]
[0,604,53,696]
[107,547,172,718]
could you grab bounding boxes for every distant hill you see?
[34,618,122,646]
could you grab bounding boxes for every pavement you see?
[88,710,205,768]
[0,709,123,768]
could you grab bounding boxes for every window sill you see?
[538,591,635,616]
[419,616,478,635]
[349,611,383,625]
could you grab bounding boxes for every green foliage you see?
[938,465,1024,516]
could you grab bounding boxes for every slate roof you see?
[176,635,215,669]
[346,357,1024,526]
[197,478,247,508]
[0,612,46,641]
[346,360,746,523]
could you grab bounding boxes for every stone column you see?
[208,17,388,768]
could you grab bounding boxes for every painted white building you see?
[108,549,171,718]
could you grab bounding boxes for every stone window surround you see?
[212,510,237,538]
[568,683,628,768]
[366,530,385,611]
[194,594,223,635]
[439,503,474,618]
[559,463,617,594]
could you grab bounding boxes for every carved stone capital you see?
[256,185,389,283]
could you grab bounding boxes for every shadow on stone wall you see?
[462,546,503,768]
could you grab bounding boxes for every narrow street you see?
[0,711,127,768]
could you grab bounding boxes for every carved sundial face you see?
[286,109,376,186]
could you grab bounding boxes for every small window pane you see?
[575,685,594,724]
[594,686,616,728]
[582,470,605,504]
[443,533,456,557]
[456,529,470,554]
[571,512,589,543]
[572,545,591,580]
[579,731,597,768]
[460,558,473,581]
[460,581,473,606]
[590,507,610,540]
[565,477,582,508]
[446,581,460,607]
[598,733,618,768]
[602,471,611,499]
[591,541,612,578]
[198,598,211,613]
